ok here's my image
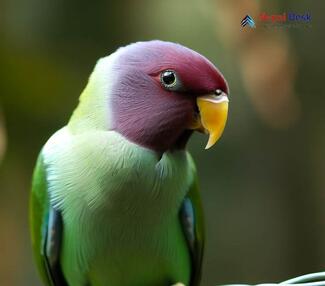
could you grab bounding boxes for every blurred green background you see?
[0,0,324,285]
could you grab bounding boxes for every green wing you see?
[29,153,67,286]
[179,171,205,286]
[30,153,50,284]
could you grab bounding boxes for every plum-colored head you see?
[73,40,229,153]
[109,41,229,152]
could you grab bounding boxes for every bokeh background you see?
[0,0,324,285]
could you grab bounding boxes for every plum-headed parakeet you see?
[30,40,229,286]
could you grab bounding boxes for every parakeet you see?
[30,40,229,286]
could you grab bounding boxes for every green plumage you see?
[30,154,51,284]
[30,128,204,286]
[30,50,205,286]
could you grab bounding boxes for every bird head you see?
[71,40,229,153]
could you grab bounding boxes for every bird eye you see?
[160,70,177,89]
[215,89,223,97]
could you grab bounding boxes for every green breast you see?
[42,128,194,286]
[85,211,191,286]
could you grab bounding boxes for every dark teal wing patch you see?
[44,207,68,286]
[30,153,68,286]
[179,175,205,286]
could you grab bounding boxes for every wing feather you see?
[30,153,68,286]
[179,168,205,286]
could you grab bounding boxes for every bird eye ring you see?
[160,70,177,89]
